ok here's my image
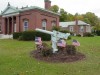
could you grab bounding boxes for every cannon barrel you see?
[35,28,53,35]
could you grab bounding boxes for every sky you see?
[0,0,100,17]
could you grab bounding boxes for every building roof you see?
[60,20,90,27]
[1,3,60,16]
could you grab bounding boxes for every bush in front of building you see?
[95,30,100,36]
[14,31,51,41]
[35,31,51,41]
[76,34,81,37]
[13,32,22,39]
[83,32,94,37]
[13,30,71,41]
[52,26,60,31]
[20,31,35,41]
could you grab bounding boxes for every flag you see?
[35,37,42,45]
[72,39,80,46]
[57,39,66,47]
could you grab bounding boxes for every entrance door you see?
[14,23,16,32]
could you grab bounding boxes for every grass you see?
[0,36,100,75]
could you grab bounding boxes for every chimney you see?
[44,0,51,10]
[75,18,78,25]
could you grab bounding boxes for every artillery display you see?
[35,28,70,53]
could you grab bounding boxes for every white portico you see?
[1,3,20,35]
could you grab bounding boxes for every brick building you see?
[60,20,91,36]
[0,0,59,35]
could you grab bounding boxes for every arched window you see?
[52,21,56,26]
[23,20,28,31]
[42,19,47,30]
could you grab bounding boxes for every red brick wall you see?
[0,9,59,34]
[19,9,59,31]
[67,25,87,35]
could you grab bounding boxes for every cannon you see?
[35,28,70,53]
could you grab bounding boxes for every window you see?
[14,23,16,32]
[23,21,28,31]
[69,26,73,32]
[42,19,47,30]
[52,21,56,26]
[80,26,84,32]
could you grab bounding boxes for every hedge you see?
[96,30,100,36]
[83,32,94,37]
[13,30,71,41]
[13,31,51,41]
[13,32,22,39]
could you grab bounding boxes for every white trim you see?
[2,13,19,17]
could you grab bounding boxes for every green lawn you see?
[0,37,100,75]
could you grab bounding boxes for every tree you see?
[59,8,67,22]
[82,18,91,24]
[67,13,74,21]
[50,5,59,13]
[83,12,98,26]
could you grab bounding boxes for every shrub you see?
[35,31,51,41]
[42,43,52,57]
[52,26,60,31]
[14,31,51,41]
[96,30,100,36]
[13,32,22,39]
[60,30,70,33]
[21,31,35,41]
[66,45,76,55]
[83,32,94,37]
[67,36,72,40]
[18,36,23,41]
[76,34,81,37]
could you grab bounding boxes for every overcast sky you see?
[0,0,100,17]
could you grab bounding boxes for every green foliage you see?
[35,31,51,41]
[83,12,98,26]
[96,30,100,36]
[60,8,68,22]
[76,34,81,37]
[50,5,100,30]
[41,43,52,57]
[20,31,35,41]
[13,31,51,41]
[66,45,76,55]
[50,5,59,13]
[83,32,94,37]
[52,26,60,31]
[13,32,22,39]
[59,30,69,33]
